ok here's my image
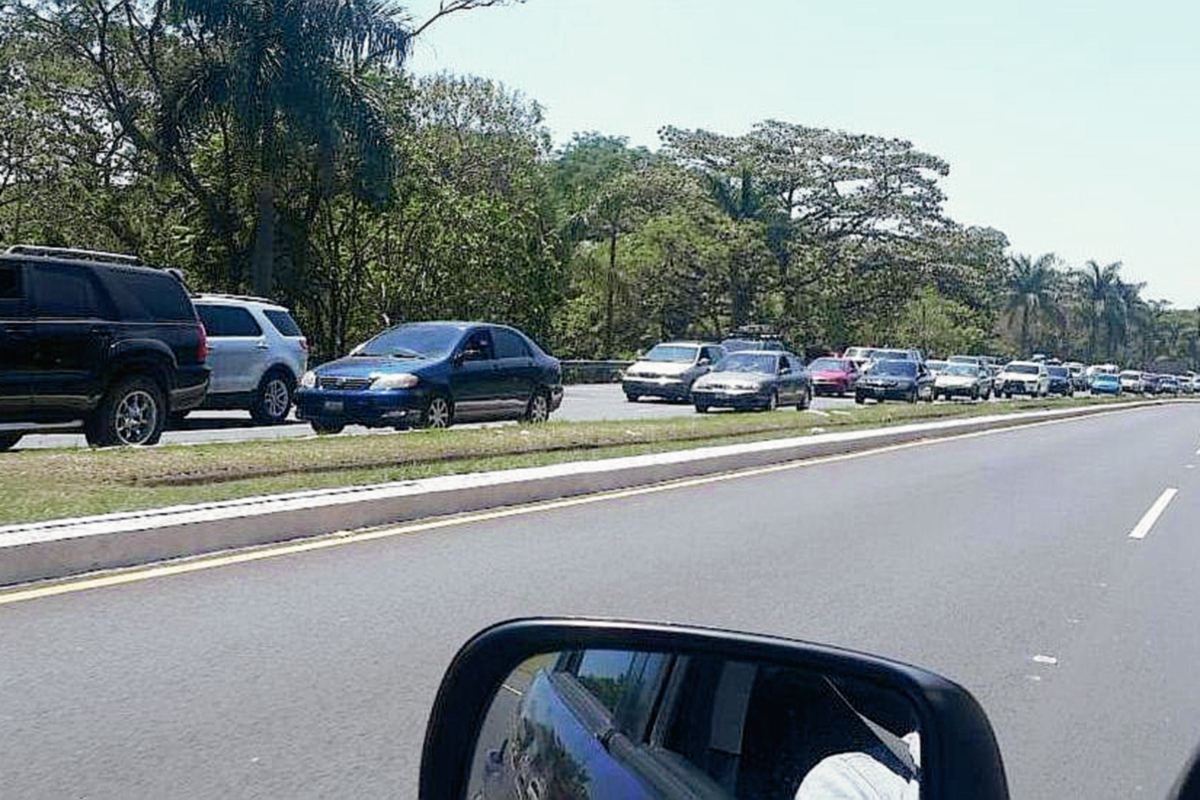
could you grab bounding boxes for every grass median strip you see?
[1,396,1139,525]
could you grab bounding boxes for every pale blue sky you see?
[407,0,1200,307]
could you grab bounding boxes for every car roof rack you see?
[194,292,279,305]
[4,244,142,266]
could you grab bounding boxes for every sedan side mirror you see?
[420,618,1010,800]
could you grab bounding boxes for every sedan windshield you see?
[872,350,909,360]
[809,358,847,371]
[944,364,978,376]
[1007,364,1040,375]
[642,345,699,363]
[872,360,917,377]
[357,324,463,358]
[717,353,778,374]
[1048,366,1069,377]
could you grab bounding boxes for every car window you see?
[492,327,531,359]
[104,269,196,322]
[31,262,111,318]
[570,650,639,714]
[198,305,263,337]
[0,262,20,300]
[262,309,302,337]
[779,355,792,372]
[461,328,494,361]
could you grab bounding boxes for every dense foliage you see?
[0,0,1191,367]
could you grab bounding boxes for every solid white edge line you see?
[1128,488,1179,540]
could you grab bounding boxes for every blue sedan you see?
[1089,373,1122,395]
[294,321,563,433]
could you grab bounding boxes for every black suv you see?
[0,246,210,449]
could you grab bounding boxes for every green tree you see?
[158,0,411,296]
[1002,253,1062,356]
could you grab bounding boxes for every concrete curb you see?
[0,400,1182,586]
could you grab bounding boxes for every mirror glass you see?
[467,649,922,799]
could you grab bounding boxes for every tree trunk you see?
[251,118,277,297]
[604,229,617,357]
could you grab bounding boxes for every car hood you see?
[628,360,694,377]
[698,370,772,383]
[1000,372,1040,381]
[315,356,427,377]
[860,373,913,383]
[811,369,851,380]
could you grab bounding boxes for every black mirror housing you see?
[420,618,1009,800]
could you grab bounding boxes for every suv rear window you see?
[104,269,196,322]
[262,309,302,337]
[32,263,112,318]
[198,305,262,337]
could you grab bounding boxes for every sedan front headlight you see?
[300,370,317,389]
[371,372,420,390]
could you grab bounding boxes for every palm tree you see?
[1003,253,1062,355]
[158,0,411,296]
[1076,259,1122,361]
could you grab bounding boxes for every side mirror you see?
[451,351,465,367]
[420,618,1010,800]
[699,357,711,366]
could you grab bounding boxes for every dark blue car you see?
[294,321,563,433]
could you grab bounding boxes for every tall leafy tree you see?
[158,0,412,295]
[1075,259,1122,361]
[1002,253,1062,355]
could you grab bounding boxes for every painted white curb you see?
[0,401,1176,586]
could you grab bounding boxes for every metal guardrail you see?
[561,360,633,384]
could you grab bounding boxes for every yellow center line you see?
[0,408,1151,606]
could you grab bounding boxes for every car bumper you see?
[935,384,979,397]
[856,384,912,400]
[622,377,692,399]
[999,381,1041,395]
[170,367,210,412]
[812,380,850,395]
[690,388,770,409]
[294,387,431,426]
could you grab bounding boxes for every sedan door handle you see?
[256,342,270,350]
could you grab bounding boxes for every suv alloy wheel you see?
[86,377,166,446]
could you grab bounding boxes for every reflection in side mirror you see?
[421,619,1010,800]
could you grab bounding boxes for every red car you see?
[808,356,860,396]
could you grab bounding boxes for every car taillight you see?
[197,322,209,363]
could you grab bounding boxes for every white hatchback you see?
[191,294,309,424]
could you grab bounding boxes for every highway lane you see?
[1,404,1196,798]
[10,383,866,449]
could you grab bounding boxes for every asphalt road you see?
[2,404,1197,799]
[11,383,873,449]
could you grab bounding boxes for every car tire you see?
[971,388,979,401]
[694,404,709,414]
[421,394,454,429]
[311,420,345,435]
[524,389,551,423]
[85,377,166,447]
[924,387,934,403]
[251,370,294,425]
[906,388,917,404]
[854,394,865,405]
[625,393,639,403]
[0,432,22,452]
[798,386,812,410]
[764,390,779,412]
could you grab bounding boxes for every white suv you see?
[191,294,308,424]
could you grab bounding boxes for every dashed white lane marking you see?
[1128,488,1179,540]
[1032,654,1059,665]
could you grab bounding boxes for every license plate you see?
[323,400,344,412]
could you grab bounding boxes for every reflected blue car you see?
[294,321,562,433]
